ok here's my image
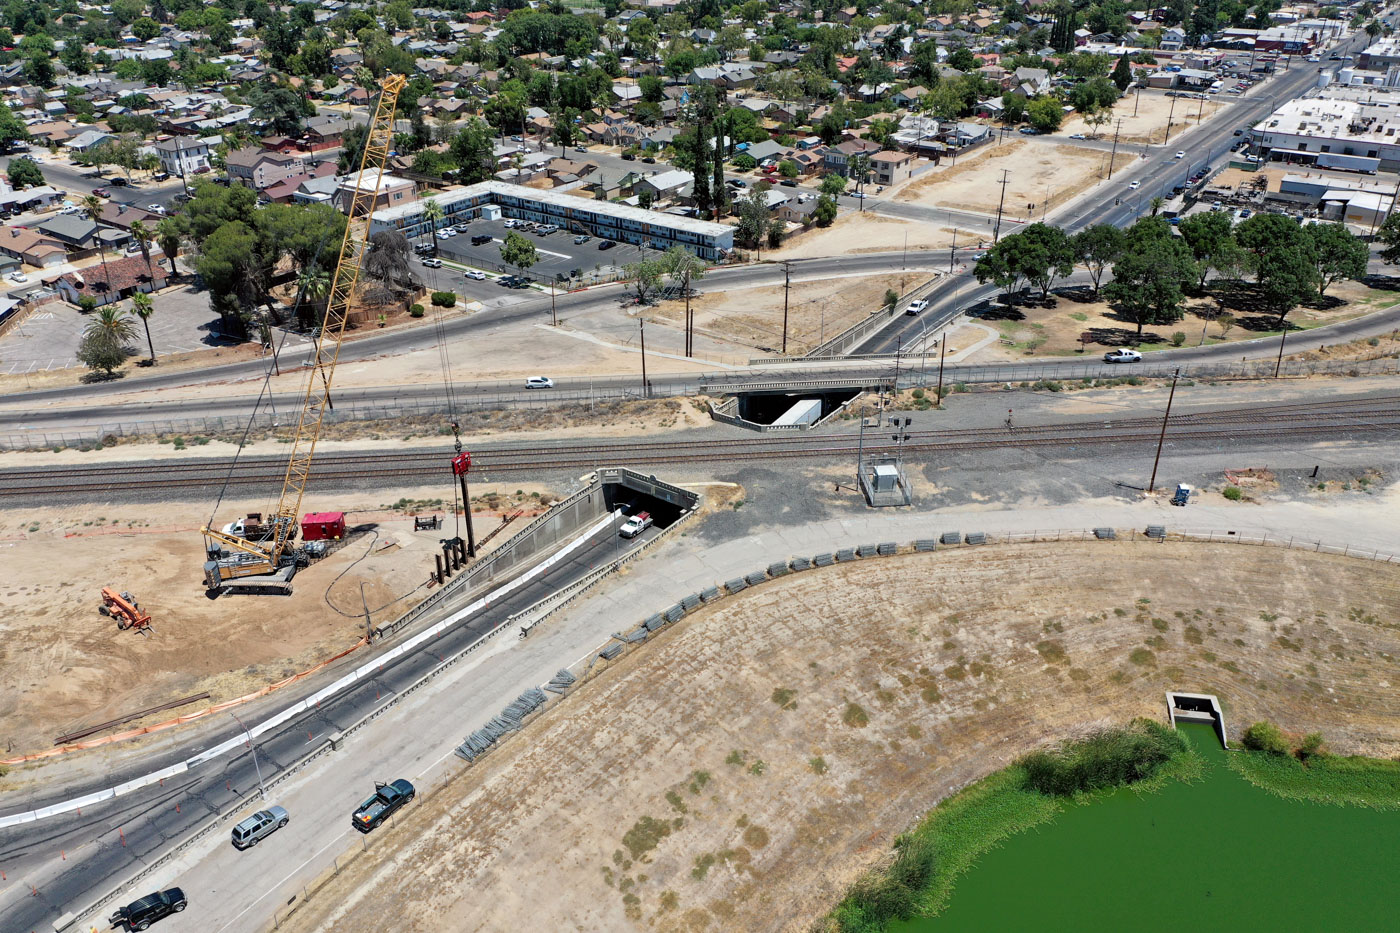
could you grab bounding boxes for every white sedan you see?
[439,228,456,238]
[147,204,167,214]
[7,271,28,283]
[1174,151,1186,159]
[1127,181,1141,190]
[465,270,486,281]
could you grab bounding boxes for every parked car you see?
[147,204,167,214]
[503,219,517,228]
[641,156,656,164]
[232,806,289,849]
[780,178,798,187]
[599,239,616,250]
[352,779,415,832]
[1103,348,1143,363]
[470,234,492,245]
[93,187,110,198]
[439,228,456,237]
[7,271,28,283]
[574,145,589,153]
[421,257,443,268]
[465,269,486,280]
[574,234,590,244]
[152,170,170,181]
[525,375,554,389]
[109,177,129,186]
[904,299,928,316]
[730,179,747,188]
[1068,133,1086,140]
[621,152,636,161]
[109,887,187,931]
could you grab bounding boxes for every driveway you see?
[0,284,225,374]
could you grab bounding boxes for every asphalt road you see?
[0,509,655,933]
[3,155,192,212]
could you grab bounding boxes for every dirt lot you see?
[1059,88,1223,145]
[965,277,1395,361]
[279,541,1400,933]
[769,211,965,260]
[894,139,1130,221]
[648,273,918,354]
[0,484,547,756]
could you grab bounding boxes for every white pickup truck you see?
[619,511,652,538]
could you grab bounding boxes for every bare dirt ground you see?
[1059,89,1223,145]
[768,212,962,260]
[964,277,1393,361]
[1291,328,1400,363]
[279,541,1400,933]
[648,274,916,355]
[0,482,553,756]
[894,140,1129,220]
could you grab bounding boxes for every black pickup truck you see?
[109,887,186,930]
[352,779,415,832]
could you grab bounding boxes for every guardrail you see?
[803,275,940,359]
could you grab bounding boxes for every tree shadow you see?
[79,369,126,384]
[1085,326,1163,347]
[1360,274,1400,291]
[1234,314,1288,333]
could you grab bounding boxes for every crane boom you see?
[203,74,408,588]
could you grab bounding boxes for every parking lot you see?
[420,217,647,284]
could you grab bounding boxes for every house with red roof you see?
[53,255,167,308]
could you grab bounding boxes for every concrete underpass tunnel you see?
[599,469,700,531]
[736,389,862,426]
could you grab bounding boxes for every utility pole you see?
[781,260,791,355]
[1196,92,1206,124]
[1147,368,1180,494]
[639,315,648,398]
[1165,93,1178,143]
[1133,84,1141,118]
[1274,325,1290,378]
[949,226,957,273]
[1107,119,1123,180]
[231,712,266,800]
[992,169,1010,243]
[935,335,947,408]
[550,281,557,326]
[683,264,692,357]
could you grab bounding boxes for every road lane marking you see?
[212,830,351,933]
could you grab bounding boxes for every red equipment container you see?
[301,511,346,541]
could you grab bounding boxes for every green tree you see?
[1111,53,1133,92]
[1242,721,1291,756]
[1235,213,1319,325]
[778,159,799,178]
[132,16,159,40]
[624,256,666,304]
[248,83,310,137]
[820,174,847,198]
[1307,222,1368,297]
[1070,224,1123,296]
[449,119,496,184]
[977,223,1075,300]
[733,187,769,249]
[128,219,154,282]
[1026,96,1064,133]
[1070,77,1119,114]
[813,192,838,227]
[156,217,182,277]
[0,103,32,152]
[82,194,112,287]
[1102,217,1197,337]
[1178,211,1235,290]
[130,291,156,363]
[23,53,54,89]
[78,306,137,377]
[1001,92,1027,124]
[499,230,539,279]
[767,216,785,249]
[7,156,43,188]
[947,46,977,71]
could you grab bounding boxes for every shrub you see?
[430,291,456,307]
[1243,721,1291,756]
[1222,486,1243,501]
[1170,331,1187,347]
[911,388,925,399]
[1368,337,1381,347]
[1019,719,1185,796]
[409,303,425,318]
[839,832,937,928]
[77,295,98,313]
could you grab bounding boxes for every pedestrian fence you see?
[804,274,942,359]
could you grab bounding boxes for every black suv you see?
[110,887,187,930]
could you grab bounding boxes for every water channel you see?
[899,723,1400,931]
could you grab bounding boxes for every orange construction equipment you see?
[100,587,153,635]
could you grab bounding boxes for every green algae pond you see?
[896,724,1400,931]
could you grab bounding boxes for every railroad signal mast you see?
[449,422,476,558]
[200,74,409,592]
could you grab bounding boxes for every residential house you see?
[1160,27,1187,51]
[225,147,307,190]
[745,140,791,165]
[98,202,163,231]
[153,135,212,176]
[823,138,883,176]
[774,199,819,224]
[36,215,130,257]
[870,150,915,186]
[0,226,67,270]
[334,169,418,214]
[303,116,351,151]
[65,129,117,153]
[892,86,929,108]
[1011,66,1052,97]
[633,169,692,200]
[54,254,167,308]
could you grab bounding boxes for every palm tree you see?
[421,197,443,256]
[296,267,330,329]
[84,304,138,350]
[81,194,111,290]
[129,219,154,281]
[1150,196,1164,216]
[156,218,182,277]
[130,291,156,363]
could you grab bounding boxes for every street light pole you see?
[1274,324,1289,377]
[230,712,266,800]
[639,315,648,397]
[935,333,947,408]
[993,169,1010,243]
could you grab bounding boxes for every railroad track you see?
[1,396,1394,499]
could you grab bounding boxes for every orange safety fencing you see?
[1,635,369,765]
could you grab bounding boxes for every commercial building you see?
[1249,91,1400,172]
[370,181,735,260]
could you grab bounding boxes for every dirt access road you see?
[279,541,1400,933]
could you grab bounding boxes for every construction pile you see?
[454,686,549,762]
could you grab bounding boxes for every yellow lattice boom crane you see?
[201,74,409,592]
